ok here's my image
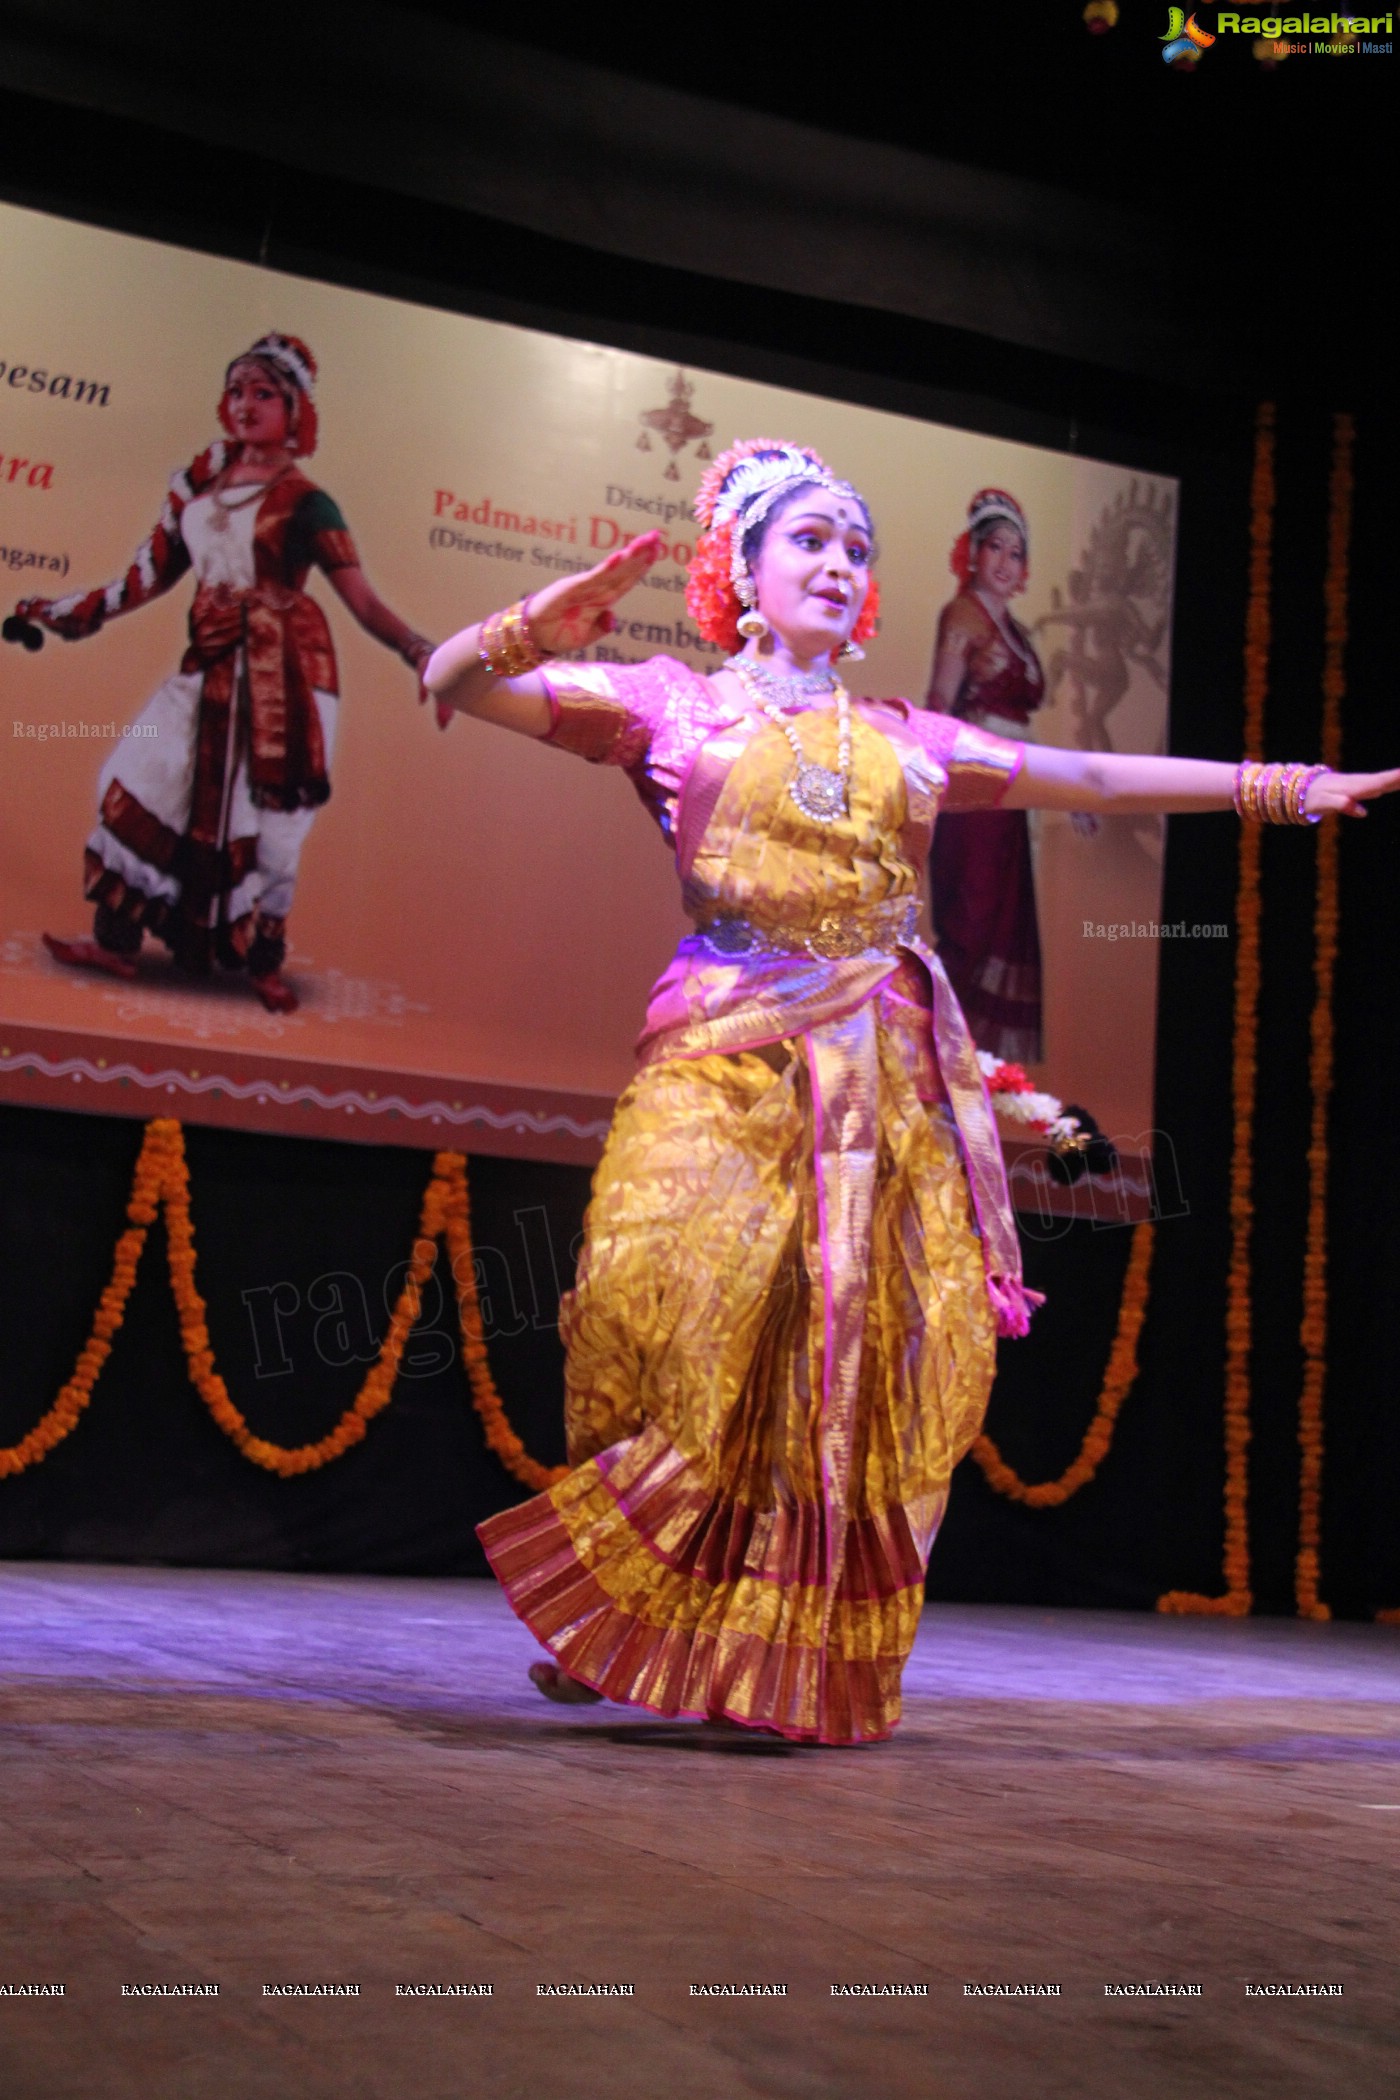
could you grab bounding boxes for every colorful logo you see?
[1161,9,1393,61]
[1161,7,1218,57]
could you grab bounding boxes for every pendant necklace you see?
[208,465,287,536]
[727,655,853,824]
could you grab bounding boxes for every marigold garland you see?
[437,1149,568,1494]
[8,1111,1156,1512]
[1294,415,1353,1622]
[1158,404,1276,1616]
[161,1119,437,1475]
[0,1121,165,1478]
[970,1220,1153,1507]
[0,1119,564,1491]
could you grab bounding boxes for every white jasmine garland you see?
[975,1051,1082,1146]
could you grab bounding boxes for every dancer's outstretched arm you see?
[425,540,1400,823]
[423,532,664,736]
[328,564,435,675]
[1005,744,1400,821]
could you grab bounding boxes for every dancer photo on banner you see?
[6,333,434,1014]
[925,489,1049,1066]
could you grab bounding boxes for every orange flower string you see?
[0,1120,165,1477]
[1159,404,1275,1615]
[1,1120,569,1491]
[161,1119,442,1475]
[970,1220,1153,1507]
[438,1150,568,1493]
[1294,413,1352,1622]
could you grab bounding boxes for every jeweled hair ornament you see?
[227,333,318,404]
[695,438,866,538]
[966,487,1029,555]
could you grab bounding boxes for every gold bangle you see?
[1293,764,1331,825]
[1238,762,1267,823]
[1253,763,1274,822]
[478,599,546,679]
[1233,760,1263,819]
[1235,759,1330,825]
[1249,764,1270,821]
[501,601,531,665]
[1283,766,1305,822]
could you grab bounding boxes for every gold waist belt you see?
[692,898,919,964]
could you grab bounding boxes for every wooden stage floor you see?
[2,1563,1398,2100]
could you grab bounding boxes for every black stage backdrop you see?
[1,25,1396,1614]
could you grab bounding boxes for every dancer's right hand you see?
[524,532,664,657]
[2,612,45,651]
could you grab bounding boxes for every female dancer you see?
[927,490,1048,1064]
[424,439,1397,1746]
[11,334,433,1014]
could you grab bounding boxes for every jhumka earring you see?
[838,639,866,661]
[735,573,769,641]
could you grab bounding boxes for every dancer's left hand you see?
[1308,766,1400,817]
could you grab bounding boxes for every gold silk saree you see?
[478,655,1034,1744]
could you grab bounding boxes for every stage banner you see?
[1,201,1176,1166]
